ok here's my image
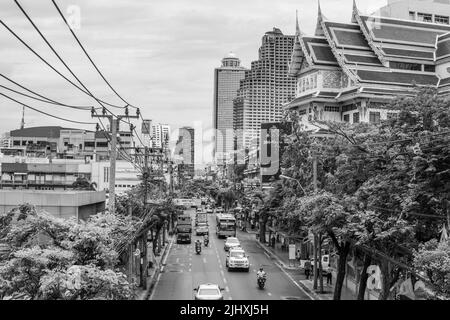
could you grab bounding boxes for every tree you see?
[413,239,450,299]
[0,206,136,300]
[72,177,96,191]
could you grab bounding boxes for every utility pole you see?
[92,106,139,214]
[312,152,319,290]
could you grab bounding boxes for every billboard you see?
[260,122,292,184]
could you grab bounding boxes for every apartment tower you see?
[233,28,296,156]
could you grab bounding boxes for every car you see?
[193,283,224,300]
[215,207,224,214]
[196,208,203,213]
[226,248,249,271]
[224,237,240,251]
[206,208,213,214]
[196,224,209,236]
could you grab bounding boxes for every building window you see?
[353,112,360,124]
[417,12,432,23]
[424,65,436,72]
[390,61,421,71]
[324,106,340,112]
[104,167,109,183]
[343,114,350,123]
[342,104,357,112]
[96,141,108,148]
[409,11,416,20]
[387,112,398,120]
[13,140,20,146]
[369,111,381,124]
[435,15,449,25]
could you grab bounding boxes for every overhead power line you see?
[51,0,138,110]
[0,73,96,110]
[0,91,94,125]
[0,18,125,111]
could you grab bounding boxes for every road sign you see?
[289,244,296,260]
[134,248,141,257]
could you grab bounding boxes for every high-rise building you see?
[141,119,152,147]
[174,127,195,177]
[233,28,296,154]
[150,124,170,150]
[213,52,247,165]
[375,0,450,24]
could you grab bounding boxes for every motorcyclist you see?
[195,240,202,253]
[203,234,209,246]
[256,267,267,280]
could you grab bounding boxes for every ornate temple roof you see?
[288,0,450,102]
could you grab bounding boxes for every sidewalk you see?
[135,236,173,300]
[245,226,355,300]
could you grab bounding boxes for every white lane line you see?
[228,297,233,300]
[149,273,162,300]
[223,278,227,284]
[267,292,272,296]
[176,258,179,263]
[220,270,225,276]
[274,261,315,301]
[225,286,230,292]
[202,257,207,264]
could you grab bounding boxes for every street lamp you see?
[280,175,307,195]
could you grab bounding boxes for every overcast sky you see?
[0,0,387,164]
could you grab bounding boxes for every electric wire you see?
[0,73,97,110]
[0,91,95,125]
[51,0,138,110]
[0,18,126,111]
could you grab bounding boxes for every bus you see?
[215,214,236,238]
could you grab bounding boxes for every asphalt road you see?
[150,208,312,301]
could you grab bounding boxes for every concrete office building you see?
[4,126,134,161]
[213,52,247,164]
[375,0,450,24]
[174,127,195,177]
[233,28,296,153]
[0,189,106,220]
[150,123,170,150]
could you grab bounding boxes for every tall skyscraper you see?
[233,28,296,154]
[213,52,247,165]
[174,127,195,177]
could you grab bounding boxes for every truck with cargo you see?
[176,214,192,244]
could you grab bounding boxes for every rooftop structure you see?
[286,1,450,126]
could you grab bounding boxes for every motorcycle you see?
[195,243,202,255]
[257,275,266,289]
[204,238,209,247]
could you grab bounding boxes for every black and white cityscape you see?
[0,0,449,304]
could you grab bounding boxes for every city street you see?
[150,209,312,300]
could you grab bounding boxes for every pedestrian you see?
[304,259,311,280]
[271,235,276,248]
[326,267,332,285]
[296,249,301,262]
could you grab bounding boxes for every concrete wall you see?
[0,190,106,220]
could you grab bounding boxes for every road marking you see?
[225,286,230,292]
[274,262,315,301]
[176,258,179,263]
[220,270,225,276]
[223,278,227,284]
[264,252,271,259]
[149,273,162,300]
[202,257,207,264]
[267,292,272,296]
[228,297,233,300]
